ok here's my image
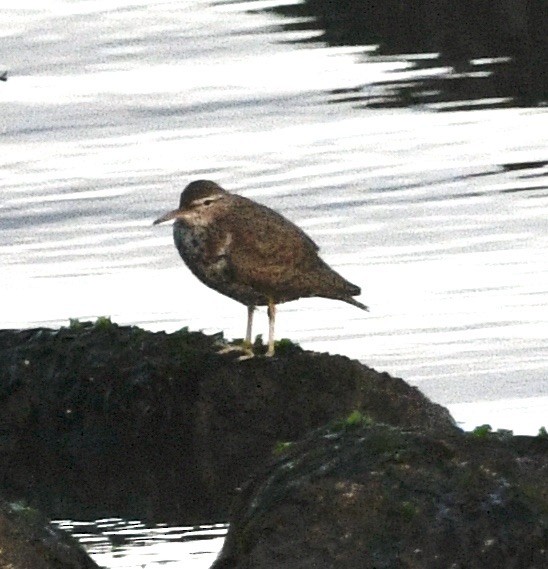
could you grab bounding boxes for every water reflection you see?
[247,0,548,107]
[52,518,227,568]
[329,55,533,111]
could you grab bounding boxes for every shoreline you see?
[448,395,548,435]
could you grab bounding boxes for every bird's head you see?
[153,180,230,227]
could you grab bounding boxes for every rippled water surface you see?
[52,518,227,568]
[2,2,547,431]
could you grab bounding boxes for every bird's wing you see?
[219,198,320,292]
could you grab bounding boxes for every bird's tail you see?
[342,296,369,311]
[314,260,368,311]
[338,280,368,311]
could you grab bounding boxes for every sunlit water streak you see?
[52,518,227,568]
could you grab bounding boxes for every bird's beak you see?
[153,208,185,225]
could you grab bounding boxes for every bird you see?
[153,180,367,357]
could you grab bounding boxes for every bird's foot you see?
[216,340,255,360]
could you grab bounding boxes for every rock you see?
[0,498,99,569]
[213,420,548,569]
[0,320,456,522]
[196,351,457,513]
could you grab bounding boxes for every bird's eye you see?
[203,199,213,206]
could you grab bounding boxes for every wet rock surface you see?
[0,320,455,522]
[213,421,548,569]
[0,498,99,569]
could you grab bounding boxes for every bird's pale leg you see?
[216,305,255,359]
[266,300,276,357]
[245,305,255,345]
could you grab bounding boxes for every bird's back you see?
[220,195,363,306]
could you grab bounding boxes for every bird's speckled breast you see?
[172,220,267,306]
[173,222,208,266]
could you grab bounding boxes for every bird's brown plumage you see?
[153,180,367,355]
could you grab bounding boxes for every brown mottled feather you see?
[215,195,361,304]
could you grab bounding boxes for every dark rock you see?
[0,321,456,523]
[0,498,99,569]
[213,421,548,569]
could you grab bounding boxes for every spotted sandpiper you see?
[153,180,367,356]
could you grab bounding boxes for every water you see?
[1,1,547,565]
[52,518,227,568]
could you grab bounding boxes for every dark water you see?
[262,0,548,108]
[2,1,548,565]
